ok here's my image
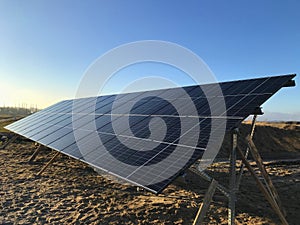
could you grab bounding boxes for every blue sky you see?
[0,0,299,120]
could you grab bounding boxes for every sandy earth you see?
[1,139,299,225]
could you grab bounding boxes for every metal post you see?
[236,114,257,189]
[228,129,238,225]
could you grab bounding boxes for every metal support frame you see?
[228,129,238,225]
[237,145,288,225]
[1,133,59,175]
[193,179,218,225]
[191,114,288,224]
[191,129,239,225]
[189,168,229,198]
[246,136,286,217]
[236,114,257,189]
[36,151,60,176]
[29,144,42,162]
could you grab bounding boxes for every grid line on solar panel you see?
[7,114,244,155]
[17,96,116,140]
[7,88,282,149]
[12,101,74,133]
[84,121,204,167]
[69,127,204,166]
[34,118,204,162]
[9,89,274,137]
[6,100,70,130]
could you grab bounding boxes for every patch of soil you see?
[1,141,299,224]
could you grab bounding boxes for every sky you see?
[0,0,299,120]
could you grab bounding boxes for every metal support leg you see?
[36,151,60,176]
[246,136,286,217]
[193,179,218,225]
[228,129,238,225]
[29,144,42,162]
[237,145,289,225]
[236,115,257,189]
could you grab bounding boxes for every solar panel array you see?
[5,74,295,193]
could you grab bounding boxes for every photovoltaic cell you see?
[5,74,296,193]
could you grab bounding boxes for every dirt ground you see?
[1,139,299,225]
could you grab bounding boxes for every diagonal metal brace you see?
[189,167,230,198]
[237,145,289,225]
[193,179,218,225]
[36,151,60,176]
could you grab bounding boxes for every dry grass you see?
[0,120,13,133]
[243,120,300,130]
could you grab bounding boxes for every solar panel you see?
[5,74,296,193]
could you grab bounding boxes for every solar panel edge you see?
[40,141,160,194]
[68,74,296,100]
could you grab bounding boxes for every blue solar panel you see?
[5,74,296,193]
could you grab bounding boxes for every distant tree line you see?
[0,106,39,117]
